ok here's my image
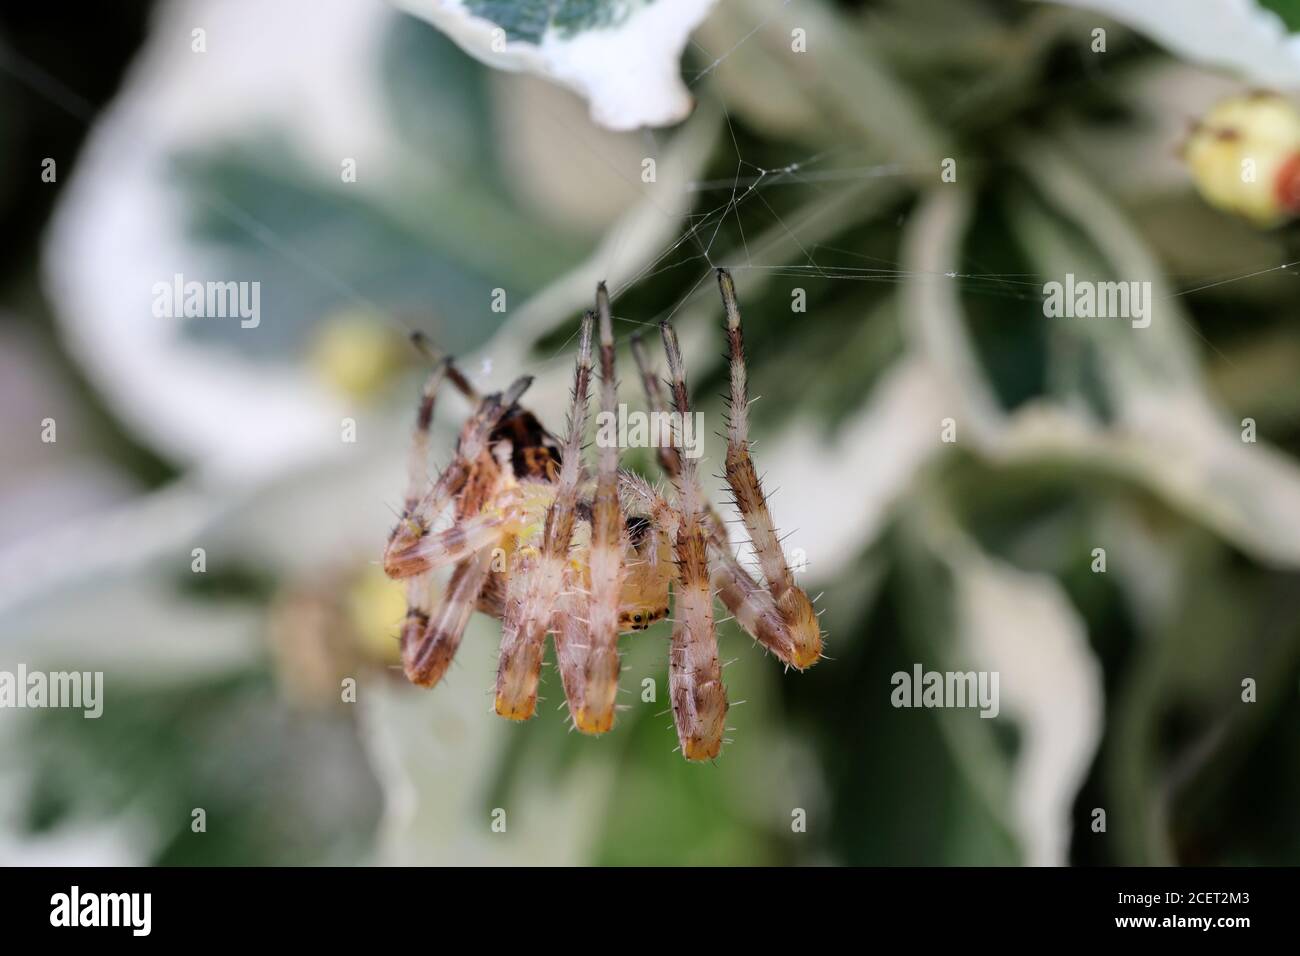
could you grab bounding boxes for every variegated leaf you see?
[392,0,719,129]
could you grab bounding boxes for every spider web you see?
[454,15,1300,585]
[466,46,1042,583]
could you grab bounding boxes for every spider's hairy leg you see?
[495,312,595,720]
[567,282,628,734]
[629,331,682,478]
[716,268,822,669]
[397,496,524,575]
[384,375,532,578]
[396,357,450,655]
[710,546,796,661]
[631,329,727,546]
[620,472,680,541]
[410,331,482,402]
[660,319,728,761]
[705,499,808,667]
[402,356,451,515]
[552,574,594,725]
[403,546,497,687]
[632,306,811,668]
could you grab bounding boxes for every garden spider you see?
[382,269,822,760]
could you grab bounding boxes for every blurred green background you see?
[2,0,1300,866]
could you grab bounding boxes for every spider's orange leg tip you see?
[789,642,823,671]
[401,631,454,688]
[403,666,443,689]
[573,706,615,735]
[681,737,723,762]
[402,655,450,688]
[494,694,537,721]
[778,587,823,670]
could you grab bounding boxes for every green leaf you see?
[380,14,496,179]
[170,135,584,361]
[1259,0,1300,32]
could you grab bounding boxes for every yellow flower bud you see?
[1184,92,1300,227]
[309,312,407,400]
[346,564,407,664]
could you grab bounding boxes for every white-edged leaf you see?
[920,516,1103,867]
[392,0,719,130]
[41,0,395,479]
[1042,0,1300,88]
[901,170,1300,569]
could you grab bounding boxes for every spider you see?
[382,269,822,761]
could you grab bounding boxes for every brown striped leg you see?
[567,283,627,734]
[710,548,799,662]
[410,331,482,403]
[383,374,532,578]
[629,332,683,480]
[402,546,497,687]
[552,569,593,727]
[395,358,450,670]
[629,328,808,668]
[495,312,595,720]
[659,319,728,761]
[386,496,524,578]
[715,268,821,669]
[402,357,451,516]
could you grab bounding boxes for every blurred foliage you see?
[172,24,585,361]
[1262,0,1300,32]
[24,672,382,865]
[0,1,178,487]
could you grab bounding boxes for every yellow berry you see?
[1185,92,1300,227]
[346,564,407,664]
[310,313,406,400]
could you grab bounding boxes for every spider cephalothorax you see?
[383,269,822,760]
